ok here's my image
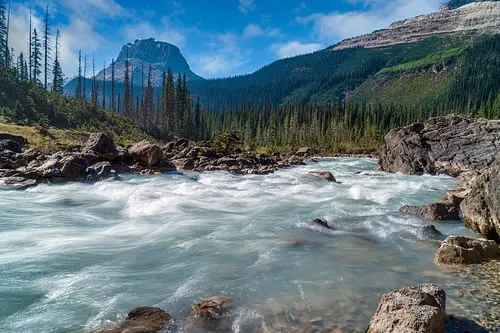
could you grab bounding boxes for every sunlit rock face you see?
[332,1,500,51]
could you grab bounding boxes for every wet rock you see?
[434,236,500,265]
[399,201,460,221]
[95,306,173,333]
[35,157,62,177]
[309,171,336,182]
[188,296,233,320]
[129,141,162,168]
[308,218,334,230]
[460,156,500,241]
[83,133,118,160]
[422,225,444,239]
[217,156,239,167]
[158,159,177,173]
[0,177,37,190]
[379,115,500,176]
[86,161,114,182]
[60,155,89,180]
[366,283,446,333]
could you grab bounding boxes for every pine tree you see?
[83,54,87,99]
[91,54,97,108]
[52,29,63,94]
[144,65,154,129]
[31,28,42,85]
[102,62,106,110]
[43,6,51,90]
[76,50,82,99]
[28,10,32,80]
[111,58,115,112]
[0,0,7,67]
[123,54,131,118]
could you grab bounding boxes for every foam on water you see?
[0,158,481,332]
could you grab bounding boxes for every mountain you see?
[443,0,500,10]
[95,38,203,86]
[187,0,500,111]
[333,1,500,50]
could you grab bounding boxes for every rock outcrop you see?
[333,2,500,51]
[379,115,500,176]
[95,307,174,333]
[188,296,232,320]
[435,235,500,265]
[460,156,500,241]
[400,202,460,221]
[366,284,446,333]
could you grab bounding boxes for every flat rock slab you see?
[435,235,500,265]
[95,307,173,333]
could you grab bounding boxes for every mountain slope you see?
[333,1,500,50]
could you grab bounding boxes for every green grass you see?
[378,47,465,74]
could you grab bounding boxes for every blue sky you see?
[9,0,446,79]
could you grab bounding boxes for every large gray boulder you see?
[379,115,500,176]
[83,133,118,160]
[129,141,162,168]
[366,284,446,333]
[460,157,500,241]
[435,236,500,265]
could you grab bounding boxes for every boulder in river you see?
[366,283,446,333]
[83,133,118,161]
[95,306,174,333]
[308,218,334,230]
[309,171,336,182]
[0,176,37,190]
[129,141,162,168]
[400,202,460,221]
[460,156,500,241]
[188,296,232,320]
[379,115,500,176]
[434,235,500,265]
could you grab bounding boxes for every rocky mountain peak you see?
[441,0,500,10]
[96,38,203,86]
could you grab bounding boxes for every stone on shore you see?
[0,133,26,153]
[366,284,446,333]
[129,141,162,168]
[95,306,174,333]
[0,177,37,190]
[83,133,119,160]
[434,236,500,265]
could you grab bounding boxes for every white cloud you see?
[243,24,280,38]
[271,41,323,58]
[299,0,442,43]
[190,32,247,77]
[238,0,256,14]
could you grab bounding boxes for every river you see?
[0,158,490,332]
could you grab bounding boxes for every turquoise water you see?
[0,158,478,332]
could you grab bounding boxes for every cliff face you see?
[95,39,203,86]
[332,2,500,50]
